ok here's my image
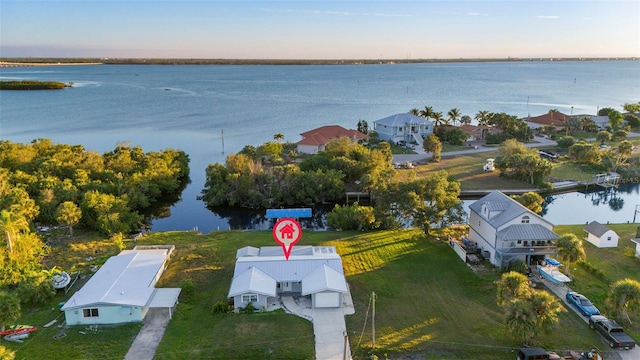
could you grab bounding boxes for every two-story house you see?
[468,191,560,269]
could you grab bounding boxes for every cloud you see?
[536,15,559,19]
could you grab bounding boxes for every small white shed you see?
[631,238,640,258]
[584,221,619,248]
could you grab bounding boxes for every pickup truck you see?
[588,315,637,350]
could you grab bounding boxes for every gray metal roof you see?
[228,267,277,297]
[230,246,346,297]
[373,113,433,127]
[584,221,613,237]
[468,190,553,229]
[497,224,560,241]
[301,265,348,295]
[62,249,170,310]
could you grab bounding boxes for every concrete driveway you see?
[282,290,355,360]
[124,308,170,360]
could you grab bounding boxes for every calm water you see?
[1,61,639,231]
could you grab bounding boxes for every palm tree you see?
[505,298,536,346]
[529,290,565,333]
[56,201,82,237]
[608,278,640,319]
[419,106,434,119]
[496,271,531,306]
[410,108,420,116]
[431,112,444,126]
[555,234,585,276]
[475,110,491,126]
[273,133,284,143]
[447,108,461,126]
[0,210,29,255]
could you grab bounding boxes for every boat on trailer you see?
[0,325,37,337]
[537,258,571,284]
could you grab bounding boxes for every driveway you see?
[535,269,639,359]
[124,308,171,360]
[281,290,355,360]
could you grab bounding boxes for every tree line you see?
[0,139,189,325]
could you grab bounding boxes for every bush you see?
[556,136,575,149]
[240,302,256,314]
[180,278,196,301]
[212,300,232,314]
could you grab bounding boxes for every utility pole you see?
[221,129,225,154]
[372,291,376,355]
[633,204,640,223]
[343,331,348,360]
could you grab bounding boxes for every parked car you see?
[588,315,637,350]
[566,291,600,316]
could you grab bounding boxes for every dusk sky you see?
[1,0,639,59]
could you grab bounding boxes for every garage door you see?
[314,292,340,308]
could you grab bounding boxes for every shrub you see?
[180,278,196,301]
[212,300,232,314]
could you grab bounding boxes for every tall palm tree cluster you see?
[411,106,492,127]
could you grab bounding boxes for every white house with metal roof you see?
[61,246,181,326]
[228,246,348,310]
[373,113,433,145]
[468,191,560,268]
[584,221,619,248]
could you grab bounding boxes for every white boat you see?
[537,258,571,284]
[52,271,71,289]
[483,158,495,171]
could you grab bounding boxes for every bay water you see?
[1,61,639,232]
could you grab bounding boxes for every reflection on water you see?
[199,183,640,231]
[540,182,639,225]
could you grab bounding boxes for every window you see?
[607,236,612,241]
[242,294,258,303]
[517,240,522,245]
[521,216,530,224]
[83,308,99,318]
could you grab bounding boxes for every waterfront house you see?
[526,110,570,130]
[460,124,502,141]
[584,221,619,248]
[61,246,181,326]
[467,191,560,268]
[373,113,433,146]
[228,246,348,310]
[296,125,367,154]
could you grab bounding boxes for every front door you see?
[282,281,292,292]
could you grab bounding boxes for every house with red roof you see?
[526,110,570,130]
[460,124,502,141]
[296,125,367,154]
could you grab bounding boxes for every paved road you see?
[393,135,559,164]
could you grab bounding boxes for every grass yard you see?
[8,225,638,359]
[394,150,535,191]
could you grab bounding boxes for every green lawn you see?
[11,228,630,359]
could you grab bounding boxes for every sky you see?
[1,0,639,59]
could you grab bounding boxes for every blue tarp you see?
[544,258,562,266]
[265,208,312,219]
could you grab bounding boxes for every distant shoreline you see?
[0,57,637,66]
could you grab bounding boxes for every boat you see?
[537,258,571,284]
[52,271,71,289]
[4,328,31,342]
[483,158,495,171]
[0,325,37,337]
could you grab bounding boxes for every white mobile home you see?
[61,246,181,326]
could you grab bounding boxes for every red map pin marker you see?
[272,218,302,260]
